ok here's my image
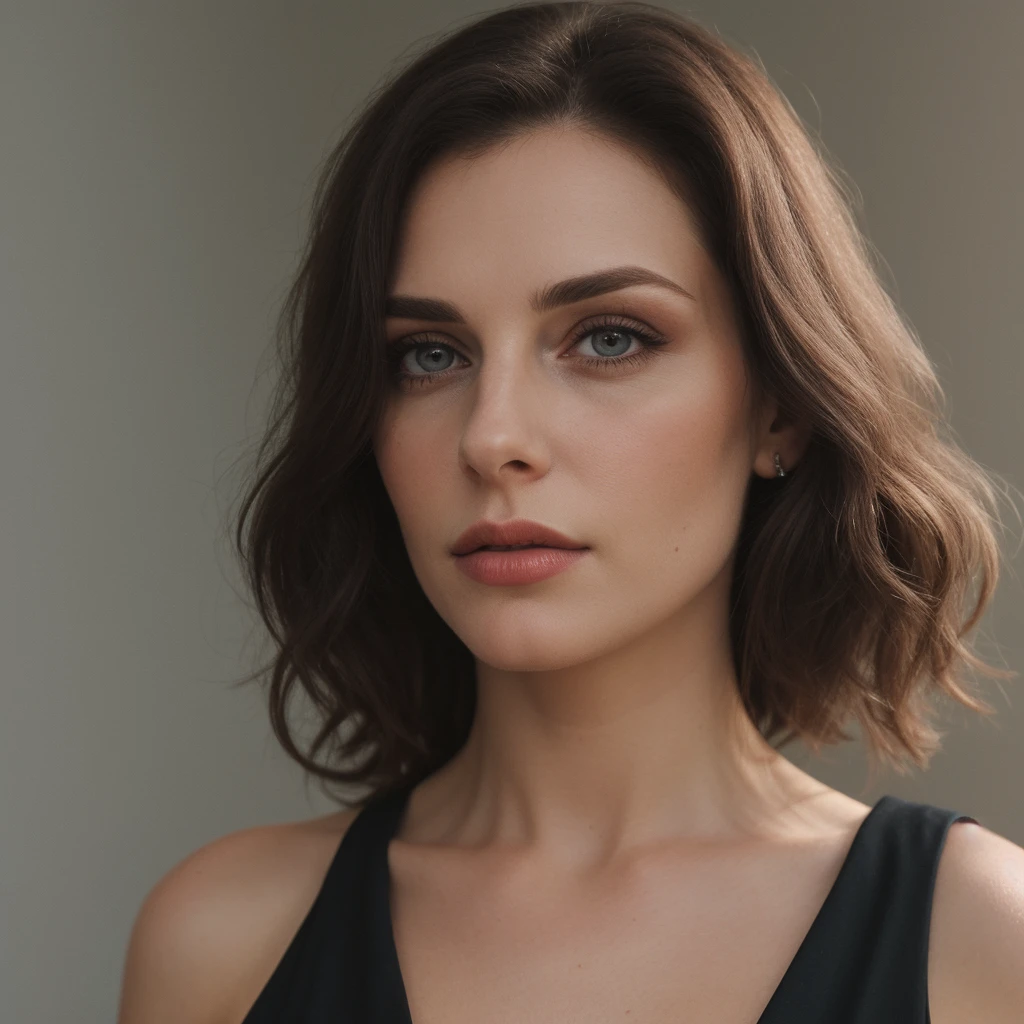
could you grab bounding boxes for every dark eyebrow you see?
[383,265,697,323]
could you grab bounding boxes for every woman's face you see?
[373,127,780,672]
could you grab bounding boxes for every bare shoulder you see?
[928,817,1024,1024]
[116,806,362,1024]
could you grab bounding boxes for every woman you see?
[117,3,1024,1022]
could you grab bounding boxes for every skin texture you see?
[372,124,834,861]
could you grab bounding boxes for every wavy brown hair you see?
[228,0,1016,807]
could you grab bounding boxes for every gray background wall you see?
[3,2,1021,1021]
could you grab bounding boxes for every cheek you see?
[597,355,753,577]
[373,417,441,537]
[613,353,750,489]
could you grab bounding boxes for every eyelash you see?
[385,312,668,388]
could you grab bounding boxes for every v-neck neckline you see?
[367,785,891,1024]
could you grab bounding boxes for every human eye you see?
[385,335,468,388]
[385,311,668,389]
[566,313,668,372]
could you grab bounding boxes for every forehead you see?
[390,128,710,311]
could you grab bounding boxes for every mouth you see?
[450,518,587,556]
[453,542,591,585]
[470,543,560,553]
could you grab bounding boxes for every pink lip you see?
[454,546,590,585]
[451,517,585,556]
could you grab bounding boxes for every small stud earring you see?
[773,452,786,478]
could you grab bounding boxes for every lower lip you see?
[454,546,590,585]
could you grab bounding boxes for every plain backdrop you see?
[2,2,1022,1020]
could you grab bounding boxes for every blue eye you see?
[386,313,668,388]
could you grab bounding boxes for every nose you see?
[456,355,553,485]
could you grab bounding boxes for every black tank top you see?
[239,785,977,1023]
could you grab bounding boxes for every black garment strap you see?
[758,796,977,1024]
[351,784,417,1022]
[239,783,416,1022]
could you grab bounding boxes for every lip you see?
[450,517,587,557]
[455,546,590,586]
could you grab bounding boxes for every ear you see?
[752,396,811,479]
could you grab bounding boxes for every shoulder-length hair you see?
[229,0,1015,806]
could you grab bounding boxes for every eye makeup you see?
[385,309,670,388]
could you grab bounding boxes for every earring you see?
[773,452,786,478]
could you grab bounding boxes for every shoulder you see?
[116,807,361,1024]
[928,816,1024,1024]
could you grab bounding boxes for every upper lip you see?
[451,518,588,556]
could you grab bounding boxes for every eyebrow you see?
[383,265,697,323]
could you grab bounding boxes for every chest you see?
[387,838,855,1024]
